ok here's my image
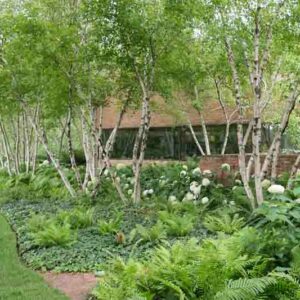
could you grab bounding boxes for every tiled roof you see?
[101,96,249,129]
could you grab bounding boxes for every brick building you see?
[101,98,274,159]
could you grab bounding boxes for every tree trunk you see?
[132,94,151,204]
[288,154,300,189]
[23,112,31,173]
[58,117,68,159]
[252,8,264,205]
[270,139,280,182]
[194,86,210,155]
[66,106,82,189]
[15,116,20,174]
[261,86,299,179]
[225,37,256,209]
[81,109,93,185]
[0,119,12,175]
[187,120,205,156]
[214,78,236,155]
[22,102,76,197]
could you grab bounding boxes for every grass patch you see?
[0,214,68,300]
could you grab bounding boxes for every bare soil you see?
[41,272,98,300]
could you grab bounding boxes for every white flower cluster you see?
[180,170,187,177]
[143,189,154,197]
[116,163,126,170]
[190,181,201,195]
[203,169,212,176]
[168,195,177,204]
[267,184,285,194]
[201,197,209,204]
[221,163,230,172]
[182,192,194,202]
[192,167,201,176]
[202,178,210,187]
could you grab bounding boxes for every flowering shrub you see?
[114,162,218,204]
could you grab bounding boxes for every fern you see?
[57,207,95,229]
[130,221,167,243]
[214,277,277,300]
[98,212,123,235]
[291,245,300,275]
[204,213,245,234]
[27,213,52,233]
[158,211,194,236]
[31,221,76,247]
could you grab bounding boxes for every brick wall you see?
[199,154,298,176]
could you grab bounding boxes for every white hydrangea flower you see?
[116,163,126,170]
[203,169,212,176]
[191,185,201,195]
[183,192,194,202]
[143,190,149,196]
[180,170,187,177]
[124,183,129,189]
[103,169,109,176]
[182,165,188,170]
[267,184,285,194]
[190,181,198,186]
[192,167,201,176]
[235,179,242,185]
[261,179,271,189]
[229,201,235,206]
[216,183,224,188]
[127,189,133,195]
[201,197,209,204]
[223,200,228,204]
[295,199,300,204]
[116,177,121,183]
[221,163,230,172]
[159,179,167,187]
[168,195,177,202]
[42,160,50,166]
[148,189,154,195]
[232,186,238,191]
[202,178,210,187]
[129,178,135,185]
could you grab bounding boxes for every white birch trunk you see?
[225,37,256,209]
[187,120,205,156]
[288,154,300,189]
[261,86,299,179]
[0,119,13,175]
[22,102,76,197]
[66,107,82,189]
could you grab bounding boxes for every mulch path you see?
[41,272,98,300]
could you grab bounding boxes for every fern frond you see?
[214,277,277,300]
